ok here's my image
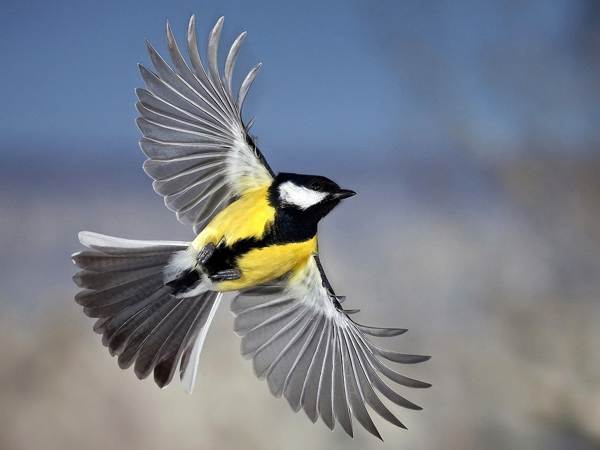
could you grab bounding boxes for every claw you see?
[198,243,216,265]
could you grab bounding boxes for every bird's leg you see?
[197,243,216,265]
[210,268,241,282]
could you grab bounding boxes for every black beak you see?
[333,189,357,200]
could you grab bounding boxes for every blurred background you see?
[1,0,599,449]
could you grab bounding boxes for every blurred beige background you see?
[1,0,600,449]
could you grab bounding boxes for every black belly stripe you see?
[202,237,261,276]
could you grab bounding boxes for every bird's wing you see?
[137,16,274,234]
[230,255,431,440]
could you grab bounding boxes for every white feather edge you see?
[181,293,223,393]
[78,231,188,249]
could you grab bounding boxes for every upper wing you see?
[137,16,274,234]
[230,255,431,440]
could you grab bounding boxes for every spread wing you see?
[137,16,274,234]
[230,255,431,440]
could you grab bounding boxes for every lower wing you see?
[230,255,431,440]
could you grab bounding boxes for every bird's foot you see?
[197,243,216,265]
[210,268,241,282]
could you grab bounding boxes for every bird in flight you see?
[72,15,430,440]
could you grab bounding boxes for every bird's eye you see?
[310,181,325,191]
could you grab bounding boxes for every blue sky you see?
[1,0,598,171]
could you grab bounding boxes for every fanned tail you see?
[72,231,221,390]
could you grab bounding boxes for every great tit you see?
[72,16,430,440]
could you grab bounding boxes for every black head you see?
[269,172,356,220]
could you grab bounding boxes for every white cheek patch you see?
[279,181,328,209]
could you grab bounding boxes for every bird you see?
[71,15,430,440]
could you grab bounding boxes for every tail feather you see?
[154,293,221,389]
[73,266,163,291]
[102,288,171,356]
[72,250,172,273]
[180,294,222,393]
[72,231,220,390]
[78,231,188,255]
[115,287,177,368]
[78,277,165,318]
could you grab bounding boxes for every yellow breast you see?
[217,236,318,291]
[191,184,275,250]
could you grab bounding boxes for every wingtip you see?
[322,417,335,430]
[209,17,225,49]
[211,16,224,36]
[154,377,169,389]
[365,424,383,441]
[72,272,83,287]
[165,20,175,42]
[141,158,154,178]
[70,251,82,264]
[419,355,432,363]
[303,407,318,423]
[187,15,196,39]
[135,117,146,136]
[144,39,157,55]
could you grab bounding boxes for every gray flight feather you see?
[207,18,228,105]
[316,326,335,429]
[238,63,262,114]
[332,328,353,437]
[346,334,406,429]
[284,317,326,411]
[186,16,221,105]
[225,32,247,97]
[266,316,317,397]
[299,320,329,421]
[71,251,171,273]
[340,334,381,440]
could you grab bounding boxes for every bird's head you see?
[269,172,356,221]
